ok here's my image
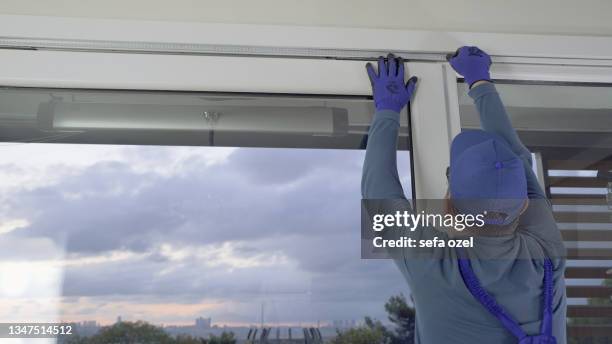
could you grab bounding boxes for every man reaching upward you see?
[361,47,567,343]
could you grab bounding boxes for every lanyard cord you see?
[456,248,554,340]
[540,258,554,337]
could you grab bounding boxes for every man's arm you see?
[449,47,564,254]
[448,46,546,199]
[361,55,451,264]
[468,82,546,199]
[361,55,430,264]
[361,54,416,200]
[361,109,406,199]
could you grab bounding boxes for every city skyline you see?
[62,314,365,328]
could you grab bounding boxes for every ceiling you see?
[1,0,612,36]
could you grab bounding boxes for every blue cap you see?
[449,130,527,225]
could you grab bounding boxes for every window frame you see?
[2,15,612,201]
[1,15,611,202]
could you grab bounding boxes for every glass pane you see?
[0,87,412,341]
[0,87,410,150]
[457,81,612,340]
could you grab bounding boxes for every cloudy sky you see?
[0,142,412,327]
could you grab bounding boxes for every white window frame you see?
[1,14,612,200]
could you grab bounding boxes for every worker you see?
[361,46,567,343]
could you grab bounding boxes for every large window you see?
[458,81,612,340]
[0,87,413,340]
[4,15,612,342]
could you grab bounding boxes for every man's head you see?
[447,130,528,234]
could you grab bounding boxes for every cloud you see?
[56,244,405,324]
[2,145,411,324]
[8,147,368,253]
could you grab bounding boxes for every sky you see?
[0,142,413,327]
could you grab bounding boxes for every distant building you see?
[332,320,357,329]
[81,320,98,328]
[71,320,101,337]
[195,316,211,329]
[117,316,122,323]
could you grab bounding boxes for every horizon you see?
[62,317,361,328]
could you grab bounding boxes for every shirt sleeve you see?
[361,109,407,200]
[360,109,449,265]
[468,83,565,250]
[468,83,547,200]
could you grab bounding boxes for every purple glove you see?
[366,54,418,113]
[447,46,492,87]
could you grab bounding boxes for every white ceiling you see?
[1,0,612,36]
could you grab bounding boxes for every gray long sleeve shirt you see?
[361,83,567,343]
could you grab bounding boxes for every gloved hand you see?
[366,54,418,113]
[447,46,492,87]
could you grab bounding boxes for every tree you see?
[329,324,387,344]
[79,321,174,344]
[384,294,416,344]
[331,294,416,344]
[60,334,88,344]
[205,331,237,344]
[174,334,205,344]
[60,322,237,344]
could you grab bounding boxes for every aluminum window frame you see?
[1,16,611,198]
